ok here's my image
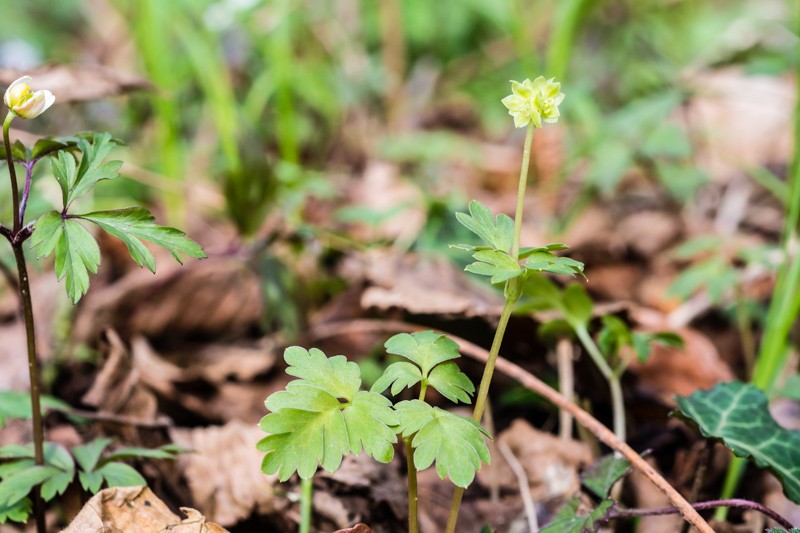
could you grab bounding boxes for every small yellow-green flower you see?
[4,76,55,119]
[501,76,565,129]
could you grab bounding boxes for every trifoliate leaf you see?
[371,362,423,396]
[0,498,31,524]
[384,331,461,377]
[78,208,205,273]
[454,200,514,252]
[395,400,491,488]
[673,381,800,504]
[50,132,122,208]
[465,250,523,284]
[31,211,101,303]
[540,497,613,533]
[258,347,399,481]
[581,454,632,498]
[373,332,474,403]
[427,362,475,404]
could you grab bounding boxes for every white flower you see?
[4,76,55,119]
[501,76,565,129]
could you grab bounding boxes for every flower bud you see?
[4,76,55,119]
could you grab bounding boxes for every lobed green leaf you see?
[395,400,491,488]
[427,362,475,404]
[384,331,461,377]
[0,498,31,524]
[454,200,514,252]
[540,497,613,533]
[465,249,523,284]
[0,466,62,507]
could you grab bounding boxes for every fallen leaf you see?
[169,420,284,526]
[0,64,150,103]
[477,419,593,501]
[61,485,228,532]
[333,525,373,533]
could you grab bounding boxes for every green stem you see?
[299,477,313,533]
[3,113,21,234]
[574,325,625,444]
[4,113,45,533]
[405,437,418,533]
[445,122,535,533]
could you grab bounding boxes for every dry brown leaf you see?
[348,249,504,318]
[0,64,150,103]
[333,525,373,533]
[477,419,593,501]
[61,486,228,533]
[169,420,284,526]
[82,330,159,426]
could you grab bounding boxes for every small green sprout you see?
[501,76,565,129]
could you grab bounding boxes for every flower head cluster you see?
[501,76,564,129]
[4,76,55,119]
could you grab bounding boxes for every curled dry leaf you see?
[477,419,593,501]
[0,64,151,103]
[61,485,228,533]
[170,420,285,526]
[345,249,504,318]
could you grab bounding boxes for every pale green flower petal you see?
[512,112,529,128]
[502,75,564,128]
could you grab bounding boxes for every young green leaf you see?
[674,381,800,504]
[540,497,613,533]
[72,438,113,474]
[0,466,62,508]
[395,400,491,488]
[581,454,632,498]
[0,498,31,524]
[77,208,206,272]
[465,250,523,284]
[525,252,587,280]
[372,331,474,404]
[519,243,570,257]
[454,200,514,252]
[258,347,399,481]
[93,462,146,488]
[31,212,101,303]
[50,133,122,209]
[0,391,71,427]
[563,284,593,326]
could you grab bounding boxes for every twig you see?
[307,319,716,533]
[498,441,538,533]
[607,499,795,530]
[557,338,574,441]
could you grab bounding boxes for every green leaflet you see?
[395,400,491,488]
[674,381,800,504]
[540,497,613,533]
[259,347,399,481]
[524,252,587,280]
[31,207,205,303]
[50,132,122,209]
[78,208,206,272]
[372,331,474,404]
[454,200,514,252]
[581,454,631,498]
[0,498,31,524]
[465,249,523,284]
[31,212,100,303]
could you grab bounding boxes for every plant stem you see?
[606,498,795,530]
[573,324,626,445]
[4,112,45,533]
[19,162,33,226]
[406,382,428,533]
[3,113,21,234]
[299,477,313,533]
[445,121,535,533]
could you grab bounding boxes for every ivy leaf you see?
[465,250,523,284]
[373,332,474,404]
[427,362,475,404]
[50,132,122,208]
[581,454,632,498]
[0,498,31,524]
[540,497,613,533]
[454,200,514,252]
[258,347,399,481]
[673,381,800,504]
[395,400,491,488]
[77,208,206,273]
[31,212,101,303]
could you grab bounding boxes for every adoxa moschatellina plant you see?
[1,76,205,533]
[257,76,583,533]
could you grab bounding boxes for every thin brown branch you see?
[308,319,716,533]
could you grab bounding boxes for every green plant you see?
[2,75,205,532]
[0,438,185,524]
